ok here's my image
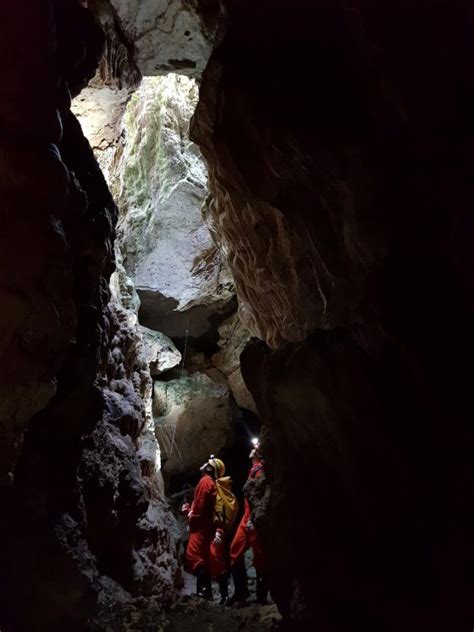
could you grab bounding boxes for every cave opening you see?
[72,68,261,493]
[1,2,474,631]
[71,60,270,619]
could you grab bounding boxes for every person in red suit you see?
[229,438,268,605]
[182,456,229,603]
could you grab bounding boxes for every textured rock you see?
[3,2,473,631]
[0,3,106,627]
[153,373,233,479]
[72,75,130,183]
[242,327,473,631]
[0,1,76,487]
[140,326,182,376]
[191,6,382,348]
[80,379,177,599]
[192,4,474,630]
[88,0,141,90]
[61,113,177,604]
[212,313,256,413]
[107,0,218,77]
[0,3,177,629]
[114,74,234,339]
[92,593,280,631]
[110,245,142,315]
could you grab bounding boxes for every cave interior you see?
[0,2,473,631]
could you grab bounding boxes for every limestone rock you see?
[191,5,379,348]
[88,0,141,90]
[153,373,233,478]
[0,15,178,620]
[199,5,474,629]
[71,75,130,184]
[80,412,177,599]
[140,326,182,376]
[212,313,257,414]
[0,5,111,619]
[115,75,234,339]
[108,0,217,77]
[109,246,141,316]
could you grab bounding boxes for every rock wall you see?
[212,313,256,414]
[74,69,240,490]
[104,0,218,77]
[0,3,177,629]
[0,1,80,490]
[154,372,233,481]
[192,3,474,630]
[72,76,130,184]
[114,75,234,343]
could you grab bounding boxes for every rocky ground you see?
[95,597,280,632]
[93,563,281,632]
[161,598,281,632]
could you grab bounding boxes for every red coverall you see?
[230,461,265,573]
[185,474,227,578]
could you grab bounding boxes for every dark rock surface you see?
[193,3,474,630]
[1,1,474,630]
[92,593,280,632]
[0,2,177,630]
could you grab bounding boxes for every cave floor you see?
[94,593,280,632]
[93,559,281,631]
[162,595,281,632]
[166,568,281,632]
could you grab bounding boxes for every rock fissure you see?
[1,2,473,631]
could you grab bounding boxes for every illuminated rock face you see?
[212,313,256,414]
[140,326,182,376]
[71,77,130,182]
[73,70,238,499]
[114,75,234,340]
[153,372,233,480]
[108,0,217,77]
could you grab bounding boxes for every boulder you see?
[153,373,233,479]
[140,326,182,376]
[212,313,257,414]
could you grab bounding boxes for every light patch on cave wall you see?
[73,72,256,484]
[107,0,215,77]
[113,74,234,325]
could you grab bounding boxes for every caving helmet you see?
[200,455,225,479]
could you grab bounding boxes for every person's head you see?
[200,455,225,479]
[249,437,262,462]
